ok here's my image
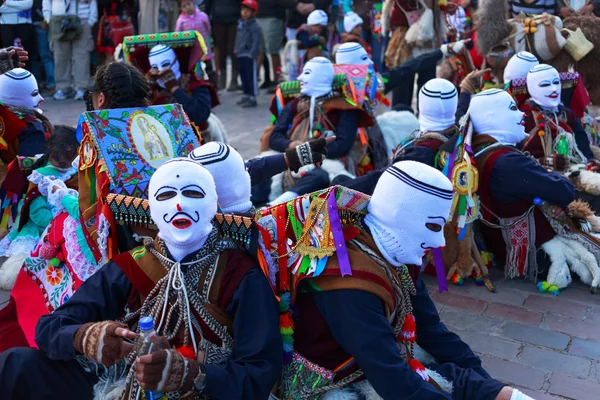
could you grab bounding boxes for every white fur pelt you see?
[0,252,26,290]
[542,236,600,290]
[204,113,229,144]
[376,111,420,157]
[268,159,355,203]
[565,164,600,196]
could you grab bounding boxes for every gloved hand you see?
[146,68,159,92]
[135,347,199,393]
[74,321,136,366]
[285,138,329,172]
[537,154,568,172]
[459,68,491,94]
[440,39,469,57]
[158,68,180,93]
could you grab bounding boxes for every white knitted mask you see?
[365,161,453,266]
[527,64,561,111]
[335,42,373,65]
[470,89,528,145]
[149,158,217,261]
[418,78,458,135]
[503,51,539,83]
[188,142,252,213]
[149,44,182,88]
[307,9,328,26]
[298,57,334,97]
[343,12,363,33]
[0,68,43,110]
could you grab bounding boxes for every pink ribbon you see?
[328,191,352,277]
[432,247,448,293]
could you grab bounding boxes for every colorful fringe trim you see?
[279,292,294,364]
[451,273,464,286]
[537,281,560,296]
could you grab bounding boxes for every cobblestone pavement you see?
[1,93,599,399]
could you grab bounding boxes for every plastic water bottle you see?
[556,134,569,156]
[138,317,166,400]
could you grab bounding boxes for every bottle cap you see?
[140,316,154,331]
[533,197,543,205]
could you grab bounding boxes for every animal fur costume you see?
[476,0,600,104]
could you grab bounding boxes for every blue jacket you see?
[234,17,262,59]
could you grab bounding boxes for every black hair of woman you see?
[86,62,150,111]
[32,125,79,170]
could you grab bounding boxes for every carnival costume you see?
[268,57,374,204]
[0,158,282,400]
[255,161,506,399]
[120,31,227,143]
[470,89,600,294]
[0,161,77,290]
[286,10,330,82]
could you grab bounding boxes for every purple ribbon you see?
[432,247,448,293]
[328,191,352,277]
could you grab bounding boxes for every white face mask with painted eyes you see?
[297,56,334,97]
[527,64,561,111]
[0,68,44,110]
[149,158,218,261]
[335,42,373,65]
[365,161,453,266]
[148,44,182,88]
[470,89,528,146]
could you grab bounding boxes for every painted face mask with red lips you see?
[527,64,562,111]
[149,158,218,261]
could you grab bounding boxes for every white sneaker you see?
[74,90,85,101]
[53,90,67,100]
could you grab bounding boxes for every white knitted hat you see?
[343,12,363,33]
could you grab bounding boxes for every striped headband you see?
[5,69,32,80]
[386,166,453,200]
[420,84,457,100]
[149,45,173,57]
[189,143,231,165]
[529,64,554,74]
[516,53,538,62]
[337,43,362,54]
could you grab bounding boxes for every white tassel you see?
[309,95,317,137]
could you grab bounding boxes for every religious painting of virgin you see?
[78,104,200,198]
[296,196,336,259]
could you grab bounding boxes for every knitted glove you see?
[146,69,159,92]
[537,155,568,172]
[440,40,465,57]
[285,138,328,172]
[74,321,135,366]
[135,348,200,393]
[459,69,489,95]
[0,48,16,74]
[158,68,179,93]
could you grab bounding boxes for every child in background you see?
[341,11,371,55]
[175,0,214,82]
[296,10,329,61]
[234,0,261,108]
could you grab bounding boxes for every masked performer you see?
[276,160,530,400]
[0,158,282,400]
[470,88,575,281]
[335,77,459,195]
[146,44,218,130]
[520,64,594,172]
[0,68,50,158]
[269,56,373,203]
[456,51,539,121]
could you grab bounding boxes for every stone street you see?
[1,92,599,399]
